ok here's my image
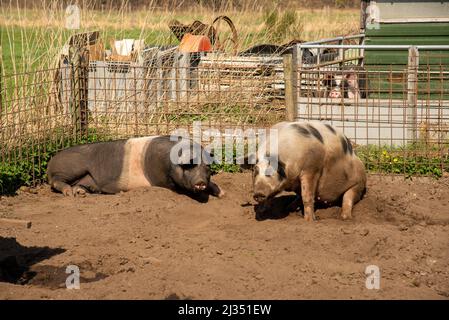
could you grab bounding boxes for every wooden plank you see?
[0,218,32,229]
[366,23,449,37]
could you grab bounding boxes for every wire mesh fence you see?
[80,51,285,138]
[1,40,449,191]
[1,66,75,187]
[0,48,286,189]
[294,42,449,177]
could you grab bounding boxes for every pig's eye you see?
[263,167,275,176]
[180,163,196,170]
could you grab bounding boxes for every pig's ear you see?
[345,71,358,89]
[345,72,356,80]
[277,160,287,179]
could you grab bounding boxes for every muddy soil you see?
[1,173,448,299]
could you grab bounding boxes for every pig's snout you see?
[329,90,341,98]
[193,181,207,192]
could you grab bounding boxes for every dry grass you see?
[0,1,359,74]
[0,0,359,154]
[1,5,358,36]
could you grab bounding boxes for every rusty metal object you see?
[168,16,238,55]
[239,39,305,56]
[169,19,217,44]
[211,16,238,55]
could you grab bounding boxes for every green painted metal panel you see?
[367,73,449,99]
[363,21,449,98]
[365,36,449,46]
[367,81,449,99]
[365,51,449,65]
[366,23,449,37]
[365,65,448,71]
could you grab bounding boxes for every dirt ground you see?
[0,172,448,299]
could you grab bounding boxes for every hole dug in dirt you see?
[26,263,108,289]
[0,237,107,288]
[0,237,65,285]
[254,194,344,221]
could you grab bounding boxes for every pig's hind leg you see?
[48,149,93,197]
[50,178,76,197]
[49,166,89,197]
[72,174,100,196]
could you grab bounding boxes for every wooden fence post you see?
[179,52,190,99]
[169,51,179,101]
[0,45,3,116]
[407,46,419,142]
[338,38,344,69]
[283,45,298,122]
[69,45,89,142]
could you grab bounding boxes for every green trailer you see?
[362,0,449,99]
[292,1,449,147]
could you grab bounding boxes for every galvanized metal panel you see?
[296,97,449,145]
[371,1,449,23]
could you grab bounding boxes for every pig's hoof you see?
[62,187,73,197]
[304,214,316,222]
[341,214,351,220]
[217,189,225,198]
[73,186,87,197]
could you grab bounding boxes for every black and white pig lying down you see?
[47,136,224,199]
[253,121,366,221]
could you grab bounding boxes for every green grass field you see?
[0,27,178,74]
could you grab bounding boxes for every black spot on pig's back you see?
[324,123,337,135]
[340,135,353,155]
[291,123,324,144]
[292,124,310,137]
[346,137,353,154]
[306,124,324,144]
